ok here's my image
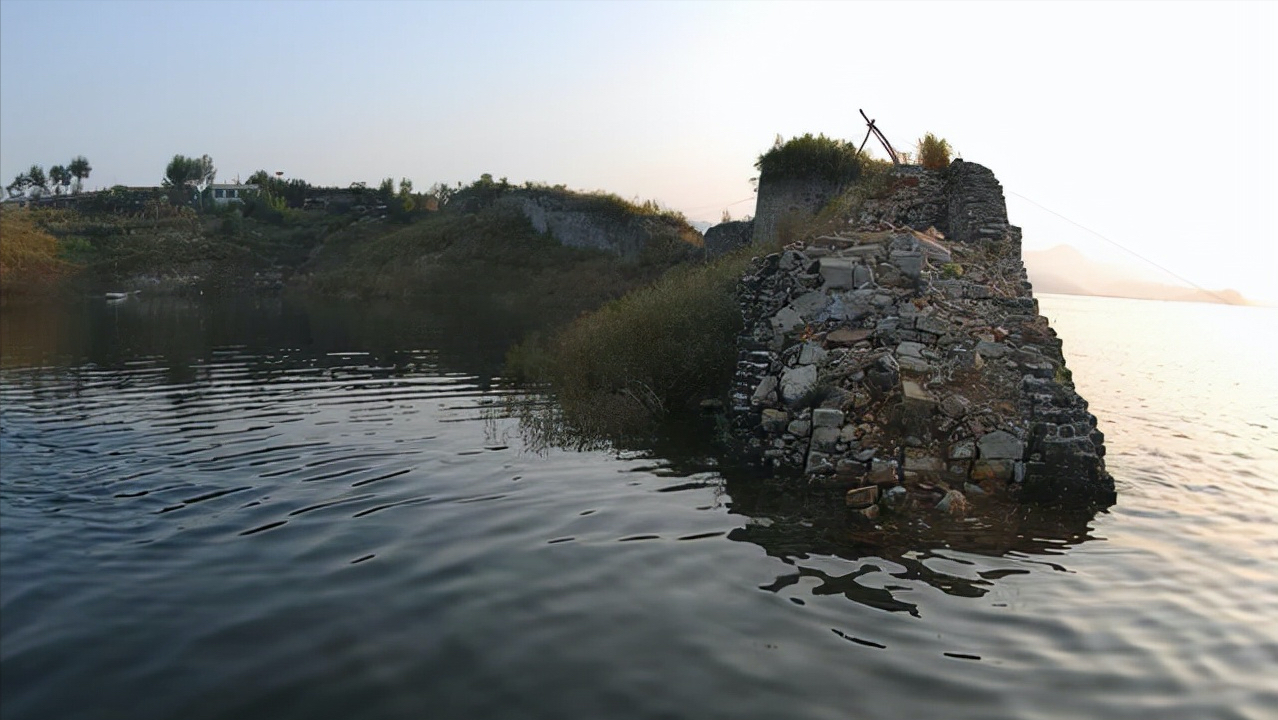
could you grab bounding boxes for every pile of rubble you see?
[729,161,1115,516]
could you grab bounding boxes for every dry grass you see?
[0,208,68,297]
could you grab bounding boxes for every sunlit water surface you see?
[2,293,1275,720]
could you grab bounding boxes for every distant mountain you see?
[1023,245,1252,306]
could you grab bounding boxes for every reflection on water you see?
[2,293,1276,720]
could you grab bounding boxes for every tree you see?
[49,165,70,195]
[163,154,216,205]
[26,165,48,197]
[67,156,91,193]
[6,173,30,199]
[377,177,395,202]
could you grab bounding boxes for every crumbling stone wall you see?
[704,219,755,258]
[732,161,1114,511]
[496,193,689,259]
[751,176,843,248]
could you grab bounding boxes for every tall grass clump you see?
[755,133,863,185]
[1,209,67,298]
[917,133,953,169]
[507,249,755,439]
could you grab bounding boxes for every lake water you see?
[2,292,1275,720]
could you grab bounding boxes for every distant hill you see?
[1023,244,1252,306]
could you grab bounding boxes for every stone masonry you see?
[730,160,1115,512]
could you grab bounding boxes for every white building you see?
[209,183,258,205]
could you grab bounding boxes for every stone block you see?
[978,430,1024,459]
[915,315,952,335]
[897,341,926,358]
[805,450,834,475]
[903,449,945,472]
[812,408,845,428]
[790,291,831,319]
[974,340,1008,359]
[867,460,898,485]
[936,489,968,516]
[774,306,806,335]
[948,439,975,459]
[897,356,932,374]
[845,485,879,509]
[853,264,875,287]
[835,457,866,478]
[890,251,923,279]
[901,379,936,406]
[811,425,840,452]
[819,258,859,289]
[940,394,970,418]
[971,459,1014,482]
[760,408,788,432]
[786,419,811,437]
[780,364,818,402]
[798,342,828,365]
[825,327,872,346]
[751,375,778,404]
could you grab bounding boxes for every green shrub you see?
[917,133,952,169]
[755,133,863,185]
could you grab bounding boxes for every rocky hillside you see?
[730,160,1115,515]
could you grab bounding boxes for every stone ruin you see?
[729,160,1116,517]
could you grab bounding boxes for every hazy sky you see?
[2,1,1274,302]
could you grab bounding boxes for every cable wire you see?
[1007,190,1234,305]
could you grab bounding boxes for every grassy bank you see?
[0,209,69,302]
[506,246,758,440]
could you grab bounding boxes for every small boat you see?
[104,291,138,301]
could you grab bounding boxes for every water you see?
[2,293,1275,720]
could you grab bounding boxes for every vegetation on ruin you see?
[505,245,759,439]
[917,133,953,169]
[755,133,866,185]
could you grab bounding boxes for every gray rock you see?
[812,408,845,428]
[771,306,804,335]
[897,356,932,374]
[868,459,898,485]
[901,379,935,405]
[890,250,923,279]
[936,489,967,515]
[790,291,831,319]
[915,315,952,335]
[903,450,945,472]
[786,419,811,437]
[853,264,875,287]
[819,258,859,289]
[780,364,818,402]
[974,340,1008,359]
[798,342,828,366]
[978,430,1024,459]
[896,341,926,358]
[948,439,976,460]
[750,375,778,404]
[805,450,834,475]
[940,394,970,418]
[760,408,789,432]
[811,425,840,452]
